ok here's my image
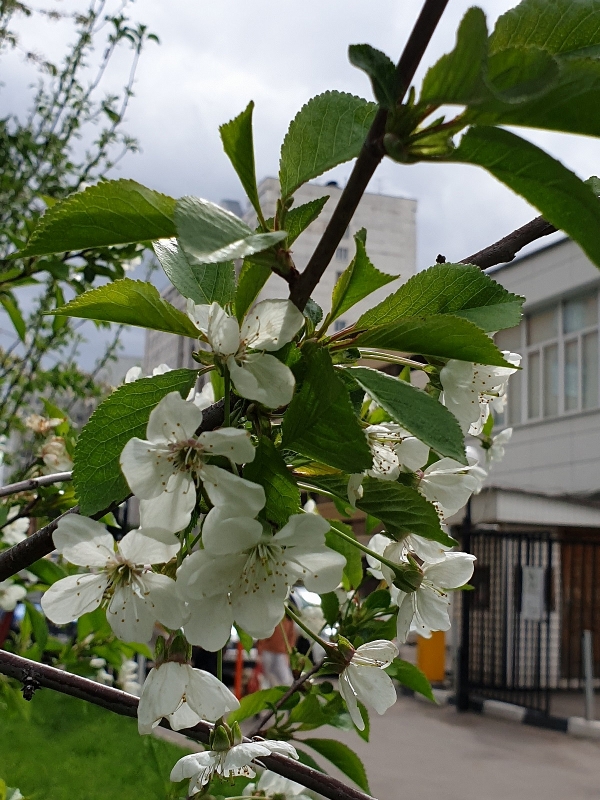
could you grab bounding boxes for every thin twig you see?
[0,471,72,499]
[0,651,376,800]
[248,661,323,737]
[460,215,557,270]
[289,0,451,310]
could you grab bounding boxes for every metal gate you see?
[458,529,554,713]
[457,527,600,715]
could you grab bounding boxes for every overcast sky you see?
[4,0,600,365]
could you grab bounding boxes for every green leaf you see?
[450,126,600,270]
[303,738,370,793]
[50,278,200,338]
[349,44,398,108]
[175,196,286,265]
[353,314,512,366]
[420,7,490,105]
[73,369,198,515]
[282,196,329,245]
[490,0,600,59]
[26,558,67,586]
[320,591,340,625]
[329,231,397,324]
[346,366,466,463]
[24,600,48,652]
[295,748,326,773]
[234,625,254,655]
[234,259,271,322]
[219,101,262,218]
[0,292,26,341]
[227,687,287,724]
[153,239,235,306]
[302,473,453,545]
[15,179,176,258]
[282,345,372,473]
[243,436,300,526]
[386,657,435,702]
[326,520,363,590]
[357,263,524,332]
[279,91,377,199]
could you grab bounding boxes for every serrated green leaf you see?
[243,436,300,526]
[326,520,363,590]
[50,278,200,338]
[353,314,511,366]
[346,366,466,463]
[176,196,286,265]
[0,292,26,341]
[282,196,329,245]
[282,345,372,473]
[357,263,524,332]
[279,91,377,199]
[450,126,600,270]
[386,657,435,702]
[302,473,453,546]
[14,179,176,258]
[73,369,198,515]
[349,44,398,108]
[219,101,262,218]
[421,7,490,105]
[490,0,600,59]
[227,687,287,724]
[329,231,397,325]
[303,738,370,793]
[234,259,271,322]
[153,238,235,306]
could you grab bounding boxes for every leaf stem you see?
[330,525,400,574]
[356,350,429,369]
[285,604,332,653]
[223,368,231,428]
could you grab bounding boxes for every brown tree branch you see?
[248,661,323,737]
[289,0,451,310]
[0,398,227,582]
[460,215,557,270]
[0,471,72,498]
[0,651,376,800]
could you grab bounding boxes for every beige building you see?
[144,177,416,370]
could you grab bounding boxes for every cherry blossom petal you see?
[41,573,108,623]
[185,664,240,719]
[200,464,266,515]
[183,595,234,651]
[170,752,215,782]
[347,663,397,715]
[231,580,287,639]
[177,550,246,599]
[424,551,476,589]
[201,508,263,556]
[146,392,204,443]
[141,572,186,630]
[274,513,330,544]
[395,591,416,642]
[206,303,241,356]
[395,437,429,471]
[118,528,180,565]
[415,585,451,633]
[286,547,346,594]
[52,515,115,567]
[120,438,172,499]
[139,471,196,533]
[186,299,210,334]
[138,662,188,734]
[228,353,295,408]
[198,427,255,463]
[168,702,203,731]
[107,583,157,643]
[354,640,398,667]
[241,299,304,352]
[339,670,364,729]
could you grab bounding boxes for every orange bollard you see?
[417,630,446,683]
[234,640,244,699]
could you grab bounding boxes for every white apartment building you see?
[144,178,416,371]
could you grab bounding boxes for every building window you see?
[495,289,600,425]
[334,319,346,332]
[336,247,348,261]
[335,270,343,281]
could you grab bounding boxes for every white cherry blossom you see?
[138,661,239,734]
[418,456,487,519]
[120,392,264,533]
[1,512,29,546]
[365,423,430,481]
[366,533,449,581]
[40,436,73,474]
[440,352,521,435]
[171,739,299,793]
[125,363,172,383]
[486,427,513,463]
[187,299,305,408]
[40,515,185,644]
[243,770,313,800]
[117,658,142,695]
[339,640,399,730]
[393,551,476,642]
[177,511,345,650]
[0,579,27,611]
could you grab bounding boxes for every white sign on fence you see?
[521,565,546,621]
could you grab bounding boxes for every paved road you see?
[303,697,600,800]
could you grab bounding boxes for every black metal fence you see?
[458,527,600,714]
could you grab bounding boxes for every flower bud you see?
[231,721,243,746]
[210,722,232,752]
[392,561,423,593]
